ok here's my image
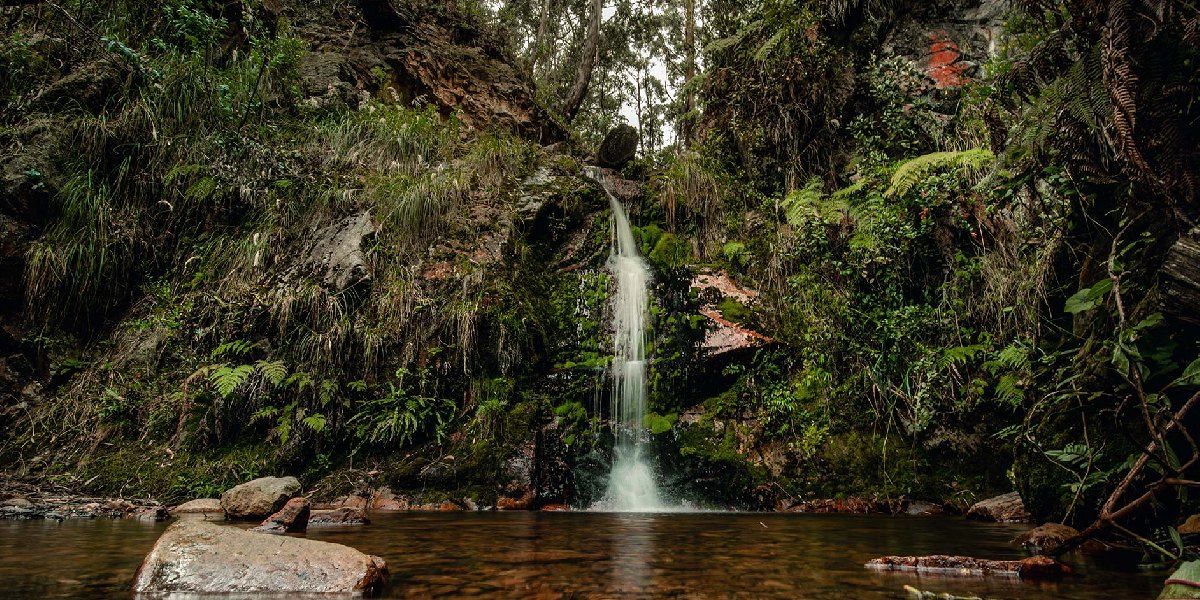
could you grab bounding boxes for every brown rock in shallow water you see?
[966,492,1030,523]
[252,497,310,534]
[132,520,388,595]
[1014,522,1079,553]
[865,554,1070,579]
[309,507,370,526]
[220,476,301,520]
[905,500,948,516]
[133,506,169,522]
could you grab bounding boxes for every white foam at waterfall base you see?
[586,169,681,513]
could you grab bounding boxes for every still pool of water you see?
[0,512,1165,598]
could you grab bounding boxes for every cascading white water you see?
[588,168,665,512]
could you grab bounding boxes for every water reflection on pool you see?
[0,511,1164,598]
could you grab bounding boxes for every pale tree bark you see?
[531,0,552,74]
[680,0,696,148]
[561,0,602,123]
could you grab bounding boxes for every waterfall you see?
[586,167,665,512]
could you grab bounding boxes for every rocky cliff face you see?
[294,0,565,141]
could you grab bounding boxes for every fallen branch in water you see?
[865,555,1071,580]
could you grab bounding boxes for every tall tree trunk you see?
[561,0,602,123]
[531,0,552,74]
[680,0,696,148]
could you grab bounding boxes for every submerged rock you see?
[133,506,169,522]
[866,554,1070,580]
[220,476,301,520]
[595,124,638,169]
[309,507,370,526]
[1014,522,1078,553]
[132,520,388,595]
[905,500,948,517]
[252,497,311,534]
[966,492,1030,523]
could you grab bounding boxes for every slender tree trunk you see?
[561,0,602,123]
[636,70,645,152]
[532,0,552,74]
[681,0,696,148]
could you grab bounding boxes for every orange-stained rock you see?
[497,490,535,511]
[690,271,772,357]
[928,33,969,88]
[437,500,463,511]
[252,497,310,534]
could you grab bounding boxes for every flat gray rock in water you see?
[171,498,223,514]
[132,519,388,595]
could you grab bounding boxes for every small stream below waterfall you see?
[0,512,1163,598]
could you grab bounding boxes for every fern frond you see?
[210,363,254,398]
[754,29,786,62]
[886,149,995,197]
[211,340,253,360]
[255,360,288,387]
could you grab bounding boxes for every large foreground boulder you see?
[220,476,301,520]
[132,520,388,595]
[966,491,1031,523]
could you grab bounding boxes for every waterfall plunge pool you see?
[0,511,1163,598]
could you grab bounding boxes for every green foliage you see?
[1063,278,1113,314]
[885,149,995,198]
[849,55,943,162]
[782,178,848,224]
[643,412,677,435]
[349,368,456,448]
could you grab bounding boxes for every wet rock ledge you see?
[0,477,165,521]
